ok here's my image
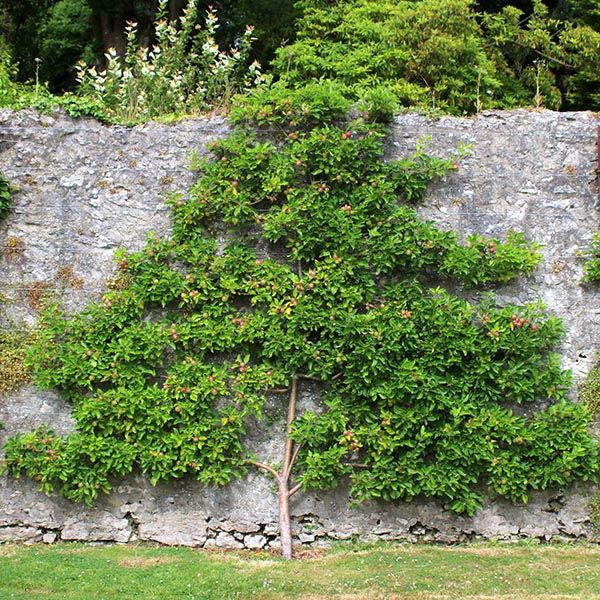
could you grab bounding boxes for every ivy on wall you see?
[0,88,597,558]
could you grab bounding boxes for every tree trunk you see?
[94,11,126,58]
[251,375,300,559]
[278,479,293,560]
[278,375,298,559]
[168,0,187,20]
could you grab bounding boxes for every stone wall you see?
[0,108,598,548]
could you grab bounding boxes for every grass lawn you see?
[1,541,599,599]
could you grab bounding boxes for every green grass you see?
[1,541,600,599]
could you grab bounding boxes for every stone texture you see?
[138,512,208,546]
[244,534,267,549]
[214,531,244,549]
[213,519,260,534]
[0,526,42,542]
[0,386,75,447]
[61,512,132,542]
[0,107,599,548]
[0,108,230,325]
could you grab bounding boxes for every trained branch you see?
[248,459,281,482]
[289,482,302,497]
[284,442,302,481]
[298,371,342,383]
[298,373,322,382]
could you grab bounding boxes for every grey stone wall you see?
[0,108,598,548]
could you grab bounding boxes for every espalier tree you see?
[2,89,597,558]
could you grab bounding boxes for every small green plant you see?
[0,172,12,219]
[56,93,110,122]
[0,328,36,395]
[580,363,600,416]
[0,50,65,114]
[582,231,600,282]
[74,0,265,123]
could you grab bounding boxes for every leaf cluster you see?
[175,106,538,286]
[230,80,352,128]
[292,286,596,514]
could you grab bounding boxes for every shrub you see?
[74,0,266,123]
[274,0,519,115]
[483,0,600,111]
[38,0,94,92]
[273,0,600,114]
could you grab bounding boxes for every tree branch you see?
[510,39,576,69]
[284,442,302,481]
[297,373,322,382]
[289,482,302,497]
[298,371,343,382]
[247,459,281,482]
[290,442,302,470]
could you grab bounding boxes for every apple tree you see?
[2,88,597,558]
